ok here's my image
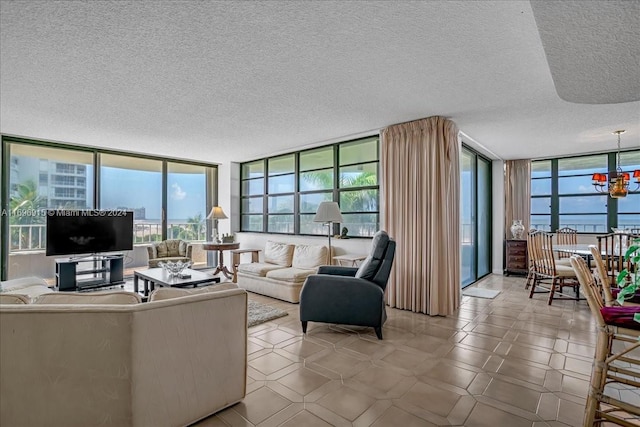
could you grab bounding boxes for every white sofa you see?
[0,276,54,300]
[235,241,328,303]
[0,285,247,427]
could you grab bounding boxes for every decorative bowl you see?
[159,260,192,277]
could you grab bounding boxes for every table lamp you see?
[207,206,228,244]
[313,201,343,263]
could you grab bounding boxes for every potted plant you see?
[616,237,640,322]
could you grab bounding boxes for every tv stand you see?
[55,255,125,292]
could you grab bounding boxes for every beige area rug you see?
[248,300,288,327]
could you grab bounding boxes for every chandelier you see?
[592,130,640,198]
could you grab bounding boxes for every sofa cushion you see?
[0,276,48,292]
[292,244,328,269]
[34,291,142,305]
[356,231,390,281]
[264,241,294,267]
[149,283,239,301]
[156,241,169,258]
[165,239,182,257]
[0,294,30,304]
[266,267,317,283]
[238,262,286,277]
[178,240,188,256]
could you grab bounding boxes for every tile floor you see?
[194,274,636,426]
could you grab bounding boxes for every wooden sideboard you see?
[504,239,528,276]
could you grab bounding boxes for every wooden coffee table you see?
[134,268,221,297]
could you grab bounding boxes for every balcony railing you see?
[9,222,208,252]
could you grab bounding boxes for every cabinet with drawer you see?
[504,239,528,276]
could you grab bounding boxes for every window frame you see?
[240,136,380,237]
[530,149,640,233]
[1,135,219,280]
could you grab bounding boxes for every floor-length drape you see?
[381,116,460,315]
[504,160,531,237]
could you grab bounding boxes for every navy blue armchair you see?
[299,231,396,339]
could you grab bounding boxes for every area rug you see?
[248,300,288,327]
[462,288,501,299]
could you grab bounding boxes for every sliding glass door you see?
[460,145,492,287]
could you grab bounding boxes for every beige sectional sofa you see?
[0,285,247,427]
[235,241,328,303]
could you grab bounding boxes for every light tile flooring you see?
[185,273,622,427]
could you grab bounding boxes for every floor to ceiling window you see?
[461,145,492,287]
[1,136,218,280]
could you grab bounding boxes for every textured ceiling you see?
[1,0,638,163]
[531,0,640,104]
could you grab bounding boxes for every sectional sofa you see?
[0,285,247,427]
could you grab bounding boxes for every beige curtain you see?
[381,116,460,316]
[504,160,531,237]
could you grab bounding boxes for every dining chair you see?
[555,226,577,265]
[570,255,640,426]
[589,245,617,307]
[525,230,539,290]
[528,231,580,305]
[597,232,637,287]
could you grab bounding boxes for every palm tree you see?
[9,180,46,224]
[9,180,47,249]
[177,212,205,241]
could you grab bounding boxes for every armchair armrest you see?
[186,244,193,259]
[231,249,261,283]
[317,266,358,276]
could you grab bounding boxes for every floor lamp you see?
[313,201,343,264]
[207,206,228,243]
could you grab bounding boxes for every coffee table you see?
[134,268,221,297]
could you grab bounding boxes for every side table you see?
[201,242,240,279]
[332,254,367,267]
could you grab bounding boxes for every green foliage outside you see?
[616,238,640,323]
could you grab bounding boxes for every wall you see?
[492,160,505,274]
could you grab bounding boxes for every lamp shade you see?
[313,202,343,223]
[206,206,228,220]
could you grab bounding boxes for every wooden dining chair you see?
[525,230,539,290]
[528,231,579,304]
[555,226,578,265]
[589,245,617,307]
[597,233,637,287]
[570,255,640,426]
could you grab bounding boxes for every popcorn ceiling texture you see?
[531,0,640,104]
[0,1,638,161]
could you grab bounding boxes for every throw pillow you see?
[292,244,328,269]
[178,240,188,256]
[156,242,169,258]
[264,241,295,266]
[165,240,181,257]
[355,230,390,280]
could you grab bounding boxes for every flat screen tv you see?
[46,210,134,257]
